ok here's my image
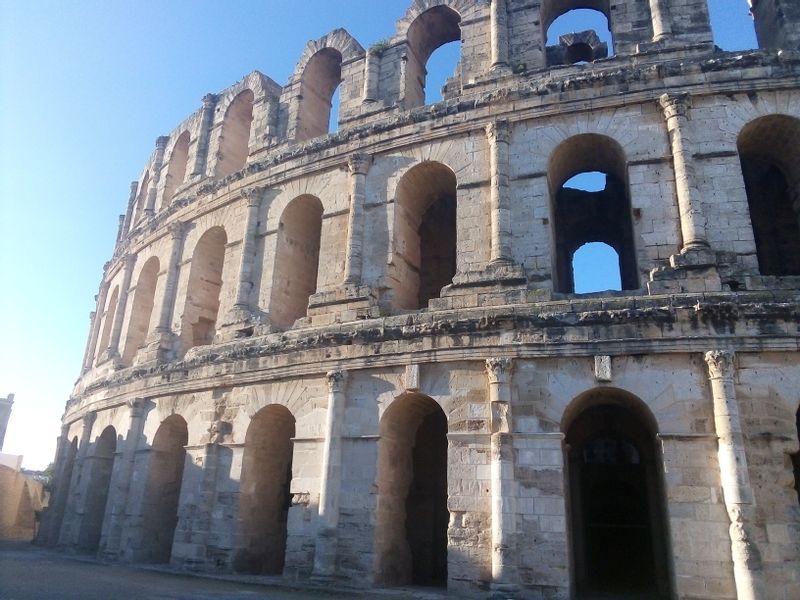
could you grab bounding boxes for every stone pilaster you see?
[649,0,673,41]
[98,254,136,366]
[191,93,217,179]
[485,358,517,592]
[490,0,509,70]
[82,276,110,372]
[99,398,148,559]
[59,412,96,547]
[343,154,370,285]
[144,136,169,217]
[704,350,766,600]
[121,181,138,236]
[486,121,513,265]
[140,221,187,363]
[362,51,380,102]
[313,370,348,578]
[659,93,708,251]
[218,188,267,339]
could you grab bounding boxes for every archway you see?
[295,48,343,141]
[404,6,462,107]
[122,257,159,366]
[234,404,296,574]
[392,162,457,310]
[563,391,671,598]
[140,415,187,564]
[269,195,323,329]
[161,131,190,207]
[77,426,116,553]
[215,89,254,178]
[737,114,800,276]
[374,393,448,587]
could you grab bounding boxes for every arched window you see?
[122,257,160,366]
[181,227,227,354]
[234,405,295,575]
[563,392,672,598]
[132,171,150,225]
[161,131,190,208]
[404,6,462,108]
[391,161,457,310]
[215,90,254,178]
[737,115,800,276]
[296,48,343,141]
[140,415,187,564]
[549,135,638,293]
[542,2,613,66]
[374,393,448,587]
[269,195,323,329]
[95,286,119,365]
[77,426,116,554]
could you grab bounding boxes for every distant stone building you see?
[0,393,14,450]
[40,1,799,598]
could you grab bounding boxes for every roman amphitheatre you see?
[39,1,799,598]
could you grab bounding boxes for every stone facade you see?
[39,1,800,598]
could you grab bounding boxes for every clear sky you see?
[0,1,757,470]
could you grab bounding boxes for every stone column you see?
[82,276,110,372]
[649,0,673,41]
[223,188,264,327]
[100,254,136,364]
[313,370,348,577]
[144,136,169,217]
[191,94,218,179]
[485,358,517,590]
[343,155,370,285]
[490,0,509,70]
[486,121,513,265]
[121,181,138,236]
[362,51,380,102]
[59,412,96,546]
[704,350,765,600]
[100,398,148,559]
[659,94,709,251]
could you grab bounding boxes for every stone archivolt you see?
[42,2,800,599]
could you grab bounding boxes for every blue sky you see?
[0,1,757,469]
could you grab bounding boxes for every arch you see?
[562,388,671,599]
[545,8,612,66]
[295,48,344,141]
[737,114,800,276]
[404,5,462,108]
[215,89,254,178]
[161,131,190,208]
[180,227,227,354]
[77,426,116,553]
[233,404,296,575]
[374,393,448,587]
[269,195,323,329]
[121,257,160,366]
[95,286,119,365]
[548,134,638,293]
[132,170,150,225]
[391,161,458,310]
[140,414,187,564]
[540,0,611,37]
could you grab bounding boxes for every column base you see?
[489,581,521,599]
[647,247,722,294]
[134,330,180,365]
[429,262,545,310]
[214,306,270,342]
[306,285,379,326]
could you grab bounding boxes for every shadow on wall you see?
[0,464,47,541]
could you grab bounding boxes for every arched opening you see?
[132,171,150,225]
[161,131,190,208]
[793,407,800,504]
[549,135,638,293]
[122,257,159,366]
[77,426,116,554]
[234,405,296,575]
[737,115,800,276]
[544,6,613,66]
[215,90,254,178]
[140,414,187,564]
[563,391,671,599]
[180,227,227,354]
[269,195,323,329]
[95,286,119,365]
[47,437,78,545]
[374,394,448,588]
[392,162,457,310]
[572,242,622,293]
[296,48,343,141]
[404,6,462,108]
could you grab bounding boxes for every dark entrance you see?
[566,401,671,598]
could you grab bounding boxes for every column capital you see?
[82,412,96,430]
[348,153,371,175]
[705,350,736,380]
[659,92,691,120]
[241,185,267,207]
[155,135,169,149]
[167,220,188,240]
[126,397,149,417]
[485,119,511,144]
[122,253,137,269]
[326,370,347,393]
[486,357,513,385]
[201,93,218,107]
